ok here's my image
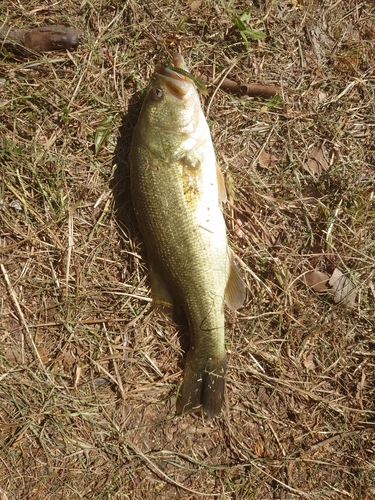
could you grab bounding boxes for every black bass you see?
[130,54,245,417]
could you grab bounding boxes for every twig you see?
[239,82,280,98]
[251,461,311,498]
[65,208,74,296]
[201,74,280,98]
[103,323,126,400]
[310,428,374,451]
[124,441,222,497]
[1,263,46,369]
[205,60,239,118]
[249,352,265,373]
[267,421,286,456]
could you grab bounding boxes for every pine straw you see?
[1,0,375,498]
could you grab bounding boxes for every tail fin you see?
[177,354,226,418]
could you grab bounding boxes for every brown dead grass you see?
[1,0,375,498]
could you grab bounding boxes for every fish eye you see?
[152,87,163,100]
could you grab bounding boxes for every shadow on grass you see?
[111,92,141,238]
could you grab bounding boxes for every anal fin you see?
[149,257,174,317]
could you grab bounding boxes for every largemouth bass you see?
[130,54,245,417]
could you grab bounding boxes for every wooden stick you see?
[201,74,280,98]
[0,24,83,55]
[240,82,280,98]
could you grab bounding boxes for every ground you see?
[1,0,375,499]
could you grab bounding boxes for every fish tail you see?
[178,353,226,418]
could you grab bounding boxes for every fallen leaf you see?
[301,185,322,203]
[328,268,357,308]
[253,438,265,457]
[0,486,10,500]
[318,90,327,102]
[63,350,76,371]
[305,270,330,292]
[187,0,202,10]
[37,346,49,363]
[92,377,111,387]
[334,49,365,75]
[305,145,330,176]
[303,351,316,371]
[9,199,22,211]
[258,151,277,168]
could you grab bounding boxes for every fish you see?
[130,54,245,417]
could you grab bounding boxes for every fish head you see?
[154,54,194,101]
[141,54,202,136]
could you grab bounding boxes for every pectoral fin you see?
[224,249,246,310]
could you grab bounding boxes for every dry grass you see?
[1,0,375,498]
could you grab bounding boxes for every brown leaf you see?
[305,270,330,292]
[63,350,76,371]
[301,185,322,204]
[328,268,357,308]
[305,145,330,176]
[303,351,316,371]
[37,346,49,363]
[258,151,277,169]
[187,0,202,10]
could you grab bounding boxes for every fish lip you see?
[155,63,192,100]
[171,53,189,71]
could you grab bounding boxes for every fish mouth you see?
[155,54,192,99]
